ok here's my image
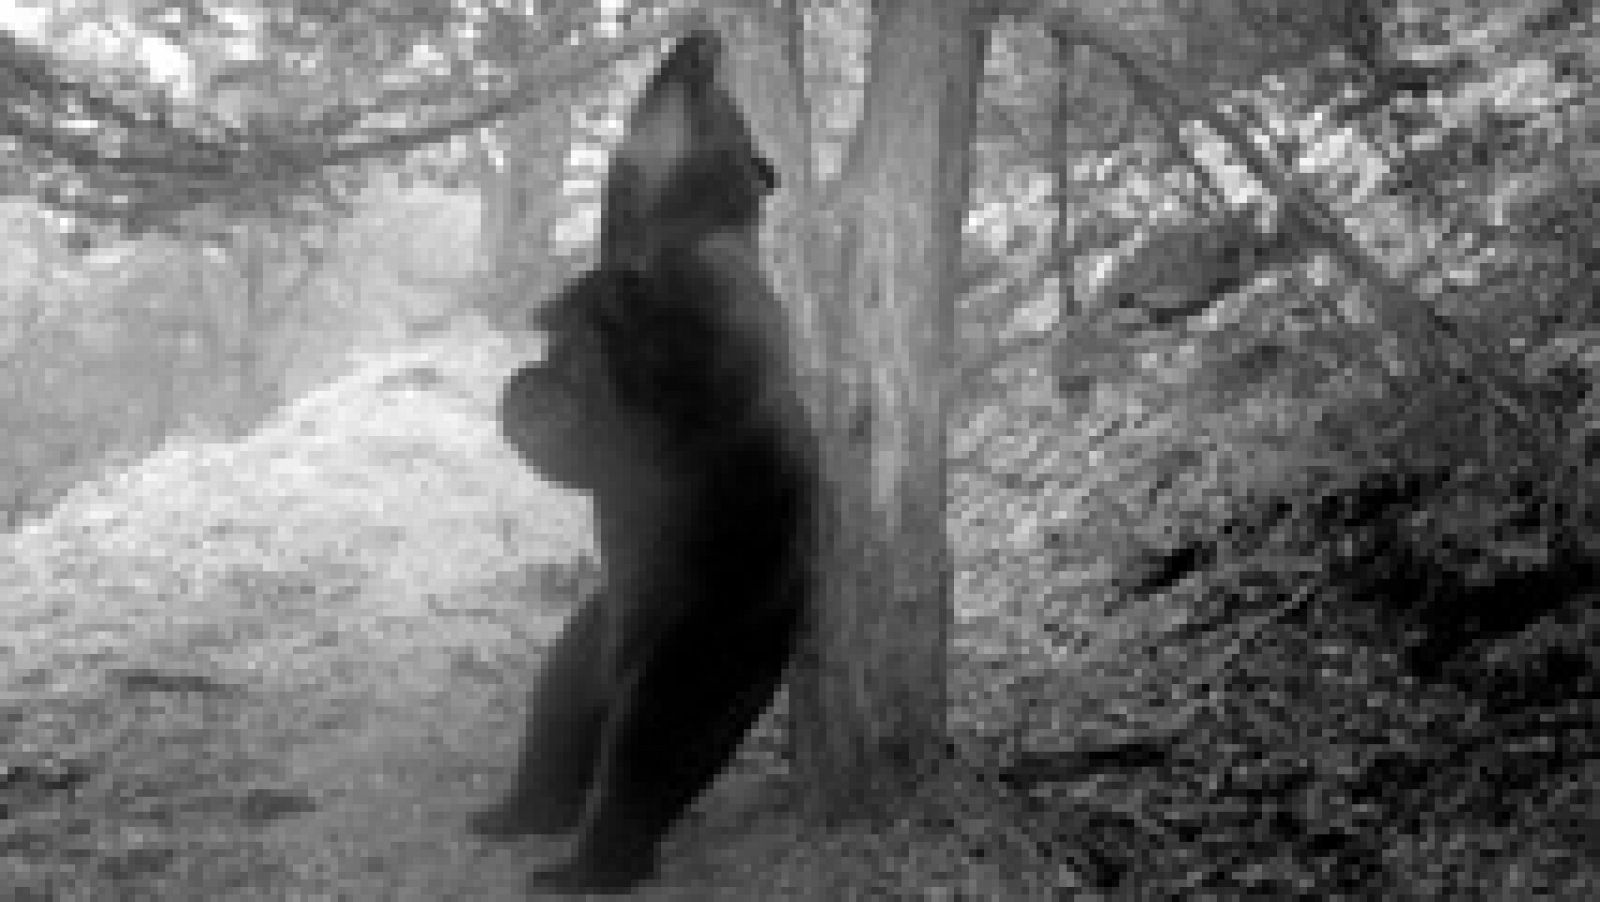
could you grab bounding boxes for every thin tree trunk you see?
[714,1,825,372]
[481,97,575,329]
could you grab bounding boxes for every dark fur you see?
[476,30,812,893]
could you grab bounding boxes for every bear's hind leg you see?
[470,592,611,838]
[525,598,798,891]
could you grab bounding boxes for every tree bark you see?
[477,6,594,329]
[712,0,826,371]
[787,0,985,819]
[479,90,575,329]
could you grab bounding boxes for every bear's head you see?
[600,29,777,270]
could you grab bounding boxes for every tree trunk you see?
[477,7,590,329]
[713,0,825,372]
[788,0,985,820]
[480,96,575,329]
[1051,29,1077,321]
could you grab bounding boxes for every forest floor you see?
[10,321,1587,898]
[0,323,1090,900]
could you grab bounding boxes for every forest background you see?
[1,1,1595,898]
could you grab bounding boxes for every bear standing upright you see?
[473,28,815,893]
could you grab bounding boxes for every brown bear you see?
[474,28,814,894]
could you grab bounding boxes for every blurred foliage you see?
[0,1,626,237]
[947,1,1597,896]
